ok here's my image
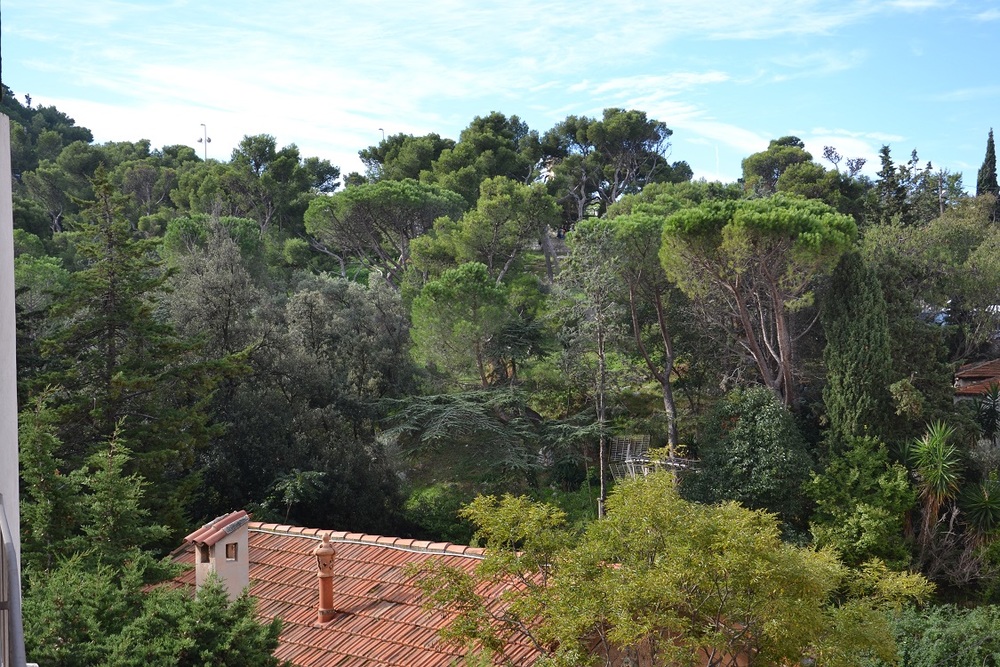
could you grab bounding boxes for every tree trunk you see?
[597,323,608,518]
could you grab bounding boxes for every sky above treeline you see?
[4,0,999,186]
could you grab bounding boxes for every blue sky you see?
[4,0,999,186]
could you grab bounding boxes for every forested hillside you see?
[9,83,1000,665]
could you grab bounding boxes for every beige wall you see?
[194,522,250,601]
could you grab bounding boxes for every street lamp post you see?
[197,124,212,160]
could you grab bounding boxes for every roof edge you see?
[248,521,486,559]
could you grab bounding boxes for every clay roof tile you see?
[183,510,249,547]
[170,517,543,667]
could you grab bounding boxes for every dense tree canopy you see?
[304,178,466,287]
[11,88,1000,665]
[417,473,932,667]
[661,195,856,405]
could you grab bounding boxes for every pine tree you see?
[24,557,283,667]
[821,251,893,447]
[867,145,912,226]
[35,167,221,540]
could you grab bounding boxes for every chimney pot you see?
[312,532,337,624]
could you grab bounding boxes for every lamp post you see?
[197,124,211,161]
[379,128,385,142]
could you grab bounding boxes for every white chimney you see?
[184,510,250,601]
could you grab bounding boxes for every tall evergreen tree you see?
[977,129,998,197]
[34,167,221,539]
[867,145,912,226]
[821,251,893,446]
[977,128,999,222]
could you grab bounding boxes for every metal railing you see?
[0,493,27,667]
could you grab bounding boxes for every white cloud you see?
[810,128,906,144]
[587,72,731,96]
[929,85,1000,102]
[769,50,868,81]
[975,8,1000,20]
[886,0,951,9]
[675,119,769,155]
[6,0,977,184]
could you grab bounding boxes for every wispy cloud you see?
[769,49,868,81]
[811,128,906,144]
[929,85,1000,102]
[4,0,981,182]
[885,0,951,9]
[974,8,1000,20]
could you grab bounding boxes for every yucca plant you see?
[975,383,1000,443]
[961,478,1000,539]
[910,421,962,541]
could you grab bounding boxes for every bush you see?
[682,386,813,527]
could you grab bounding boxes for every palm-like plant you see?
[910,421,962,541]
[975,383,1000,443]
[961,478,1000,539]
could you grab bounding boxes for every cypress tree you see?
[977,128,999,221]
[821,251,893,447]
[977,128,998,197]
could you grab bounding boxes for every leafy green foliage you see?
[304,178,466,287]
[19,392,83,571]
[977,128,999,222]
[596,208,685,449]
[961,478,1000,537]
[822,251,893,445]
[558,219,633,514]
[24,557,285,667]
[975,385,1000,442]
[189,271,412,531]
[662,194,856,405]
[403,483,476,543]
[426,112,541,207]
[911,421,963,534]
[411,262,511,388]
[411,494,570,662]
[223,133,336,234]
[262,469,327,523]
[358,132,455,182]
[741,135,813,195]
[684,386,814,527]
[32,169,222,540]
[415,473,932,667]
[875,604,1000,667]
[807,436,915,568]
[454,176,561,283]
[385,388,556,491]
[541,108,690,225]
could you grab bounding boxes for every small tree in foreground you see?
[414,472,932,667]
[807,435,916,569]
[23,556,285,667]
[876,604,1000,667]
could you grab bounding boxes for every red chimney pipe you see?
[312,532,337,624]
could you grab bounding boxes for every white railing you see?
[0,493,28,667]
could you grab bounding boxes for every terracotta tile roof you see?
[956,378,1000,397]
[183,509,250,546]
[954,359,1000,397]
[170,520,543,667]
[956,359,1000,380]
